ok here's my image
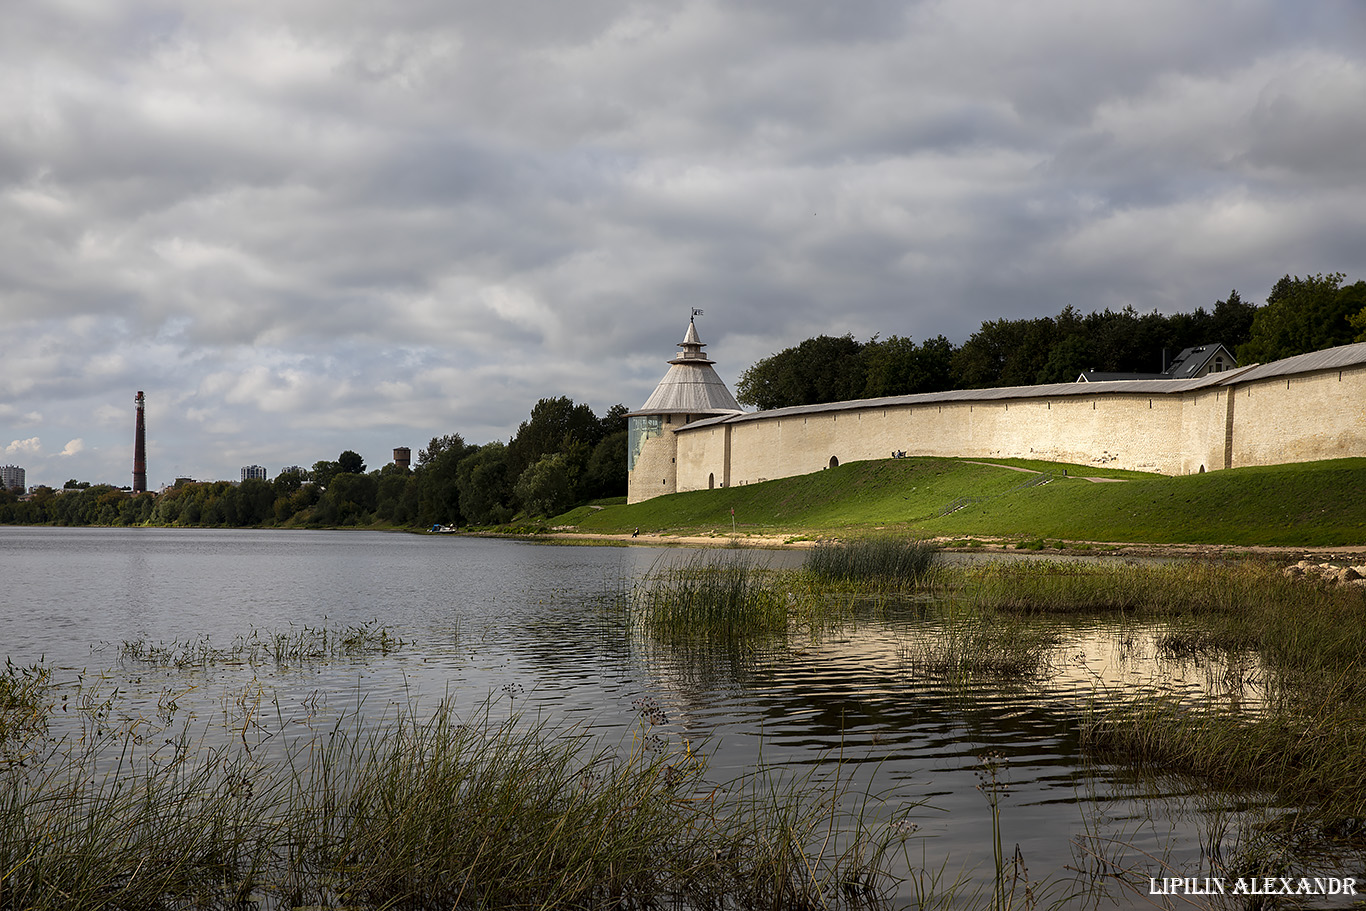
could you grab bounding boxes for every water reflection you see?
[0,528,1319,907]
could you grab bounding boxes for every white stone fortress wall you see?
[638,342,1366,500]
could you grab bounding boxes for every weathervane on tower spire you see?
[692,308,704,320]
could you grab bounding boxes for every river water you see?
[1,526,1300,907]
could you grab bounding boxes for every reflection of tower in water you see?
[133,391,147,493]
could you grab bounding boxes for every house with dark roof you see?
[1076,343,1236,383]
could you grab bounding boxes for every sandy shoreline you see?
[538,530,1366,562]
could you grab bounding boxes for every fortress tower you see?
[626,314,743,504]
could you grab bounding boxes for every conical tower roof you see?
[634,317,743,415]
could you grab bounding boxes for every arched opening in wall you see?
[1199,465,1205,473]
[708,473,715,489]
[828,456,839,469]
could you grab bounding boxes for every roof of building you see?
[1077,370,1166,382]
[1077,343,1236,382]
[1230,339,1366,383]
[632,317,744,416]
[682,341,1366,431]
[1164,343,1235,379]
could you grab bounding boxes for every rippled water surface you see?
[4,526,1286,907]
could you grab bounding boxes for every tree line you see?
[5,272,1364,528]
[0,397,627,529]
[737,274,1366,409]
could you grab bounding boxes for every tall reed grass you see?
[120,619,407,668]
[1082,683,1366,827]
[805,537,941,589]
[0,685,925,911]
[0,660,50,770]
[632,551,791,641]
[899,611,1060,682]
[955,559,1297,615]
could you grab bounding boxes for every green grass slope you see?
[562,457,1366,547]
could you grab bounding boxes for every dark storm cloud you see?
[3,0,1366,487]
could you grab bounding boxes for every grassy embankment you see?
[556,456,1366,547]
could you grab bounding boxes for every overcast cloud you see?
[4,0,1365,489]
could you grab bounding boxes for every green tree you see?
[1081,306,1170,375]
[311,459,340,490]
[375,462,412,523]
[599,403,630,437]
[455,442,514,526]
[337,450,366,475]
[1208,290,1259,350]
[736,334,867,409]
[582,431,628,500]
[234,479,276,526]
[953,317,1059,388]
[1239,273,1363,363]
[514,453,576,517]
[418,434,469,467]
[276,484,320,524]
[315,472,378,526]
[507,397,603,480]
[414,433,475,527]
[273,469,305,497]
[1350,304,1366,342]
[1035,334,1093,384]
[860,335,957,397]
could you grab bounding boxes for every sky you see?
[4,0,1366,489]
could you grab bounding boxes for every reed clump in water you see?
[0,660,50,769]
[805,537,942,590]
[119,618,407,668]
[899,610,1060,682]
[952,558,1312,616]
[1082,690,1366,826]
[633,551,791,641]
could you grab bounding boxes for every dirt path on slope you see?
[958,460,1129,482]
